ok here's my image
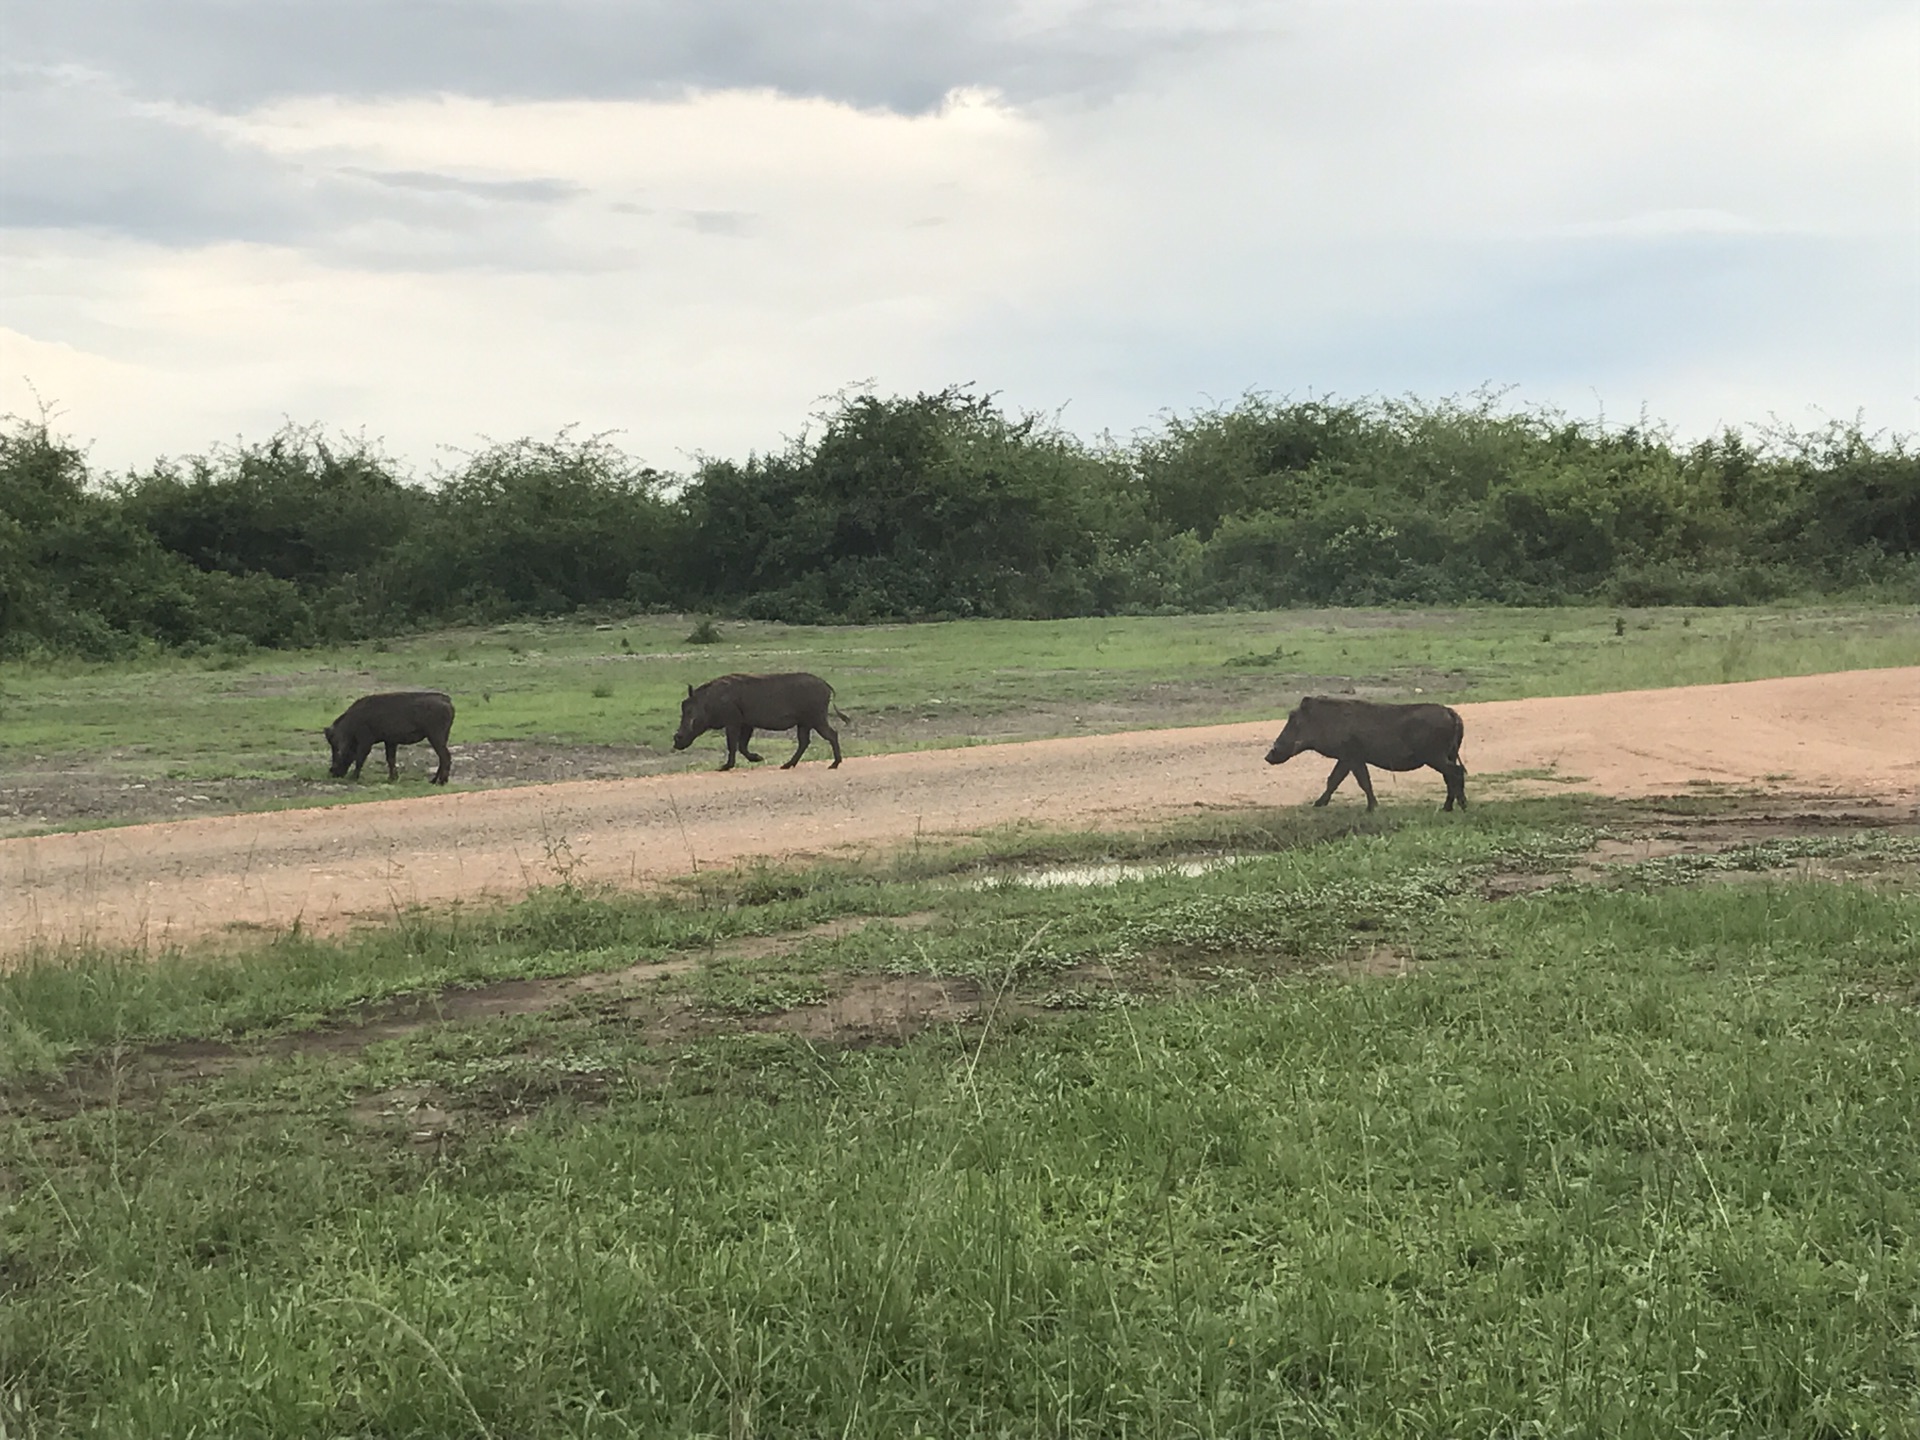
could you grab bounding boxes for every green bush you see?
[375,431,681,622]
[0,417,313,656]
[118,425,424,590]
[682,388,1158,621]
[3,389,1915,657]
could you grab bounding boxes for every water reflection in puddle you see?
[979,856,1248,890]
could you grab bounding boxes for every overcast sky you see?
[3,0,1915,475]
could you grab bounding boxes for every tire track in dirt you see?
[4,668,1915,960]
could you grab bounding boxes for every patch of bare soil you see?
[15,1038,264,1121]
[4,668,1916,958]
[350,1085,462,1145]
[1479,795,1920,898]
[340,970,1008,1147]
[0,764,340,836]
[444,741,681,787]
[6,913,942,1121]
[673,974,1004,1047]
[0,742,690,840]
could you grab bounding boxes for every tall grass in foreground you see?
[4,813,1919,1437]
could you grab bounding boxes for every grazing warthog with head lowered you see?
[674,672,844,771]
[326,691,456,784]
[1265,696,1466,811]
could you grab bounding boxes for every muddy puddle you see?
[975,856,1249,889]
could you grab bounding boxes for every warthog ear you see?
[686,684,694,698]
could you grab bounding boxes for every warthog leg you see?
[1313,760,1352,806]
[1348,761,1378,810]
[383,740,401,781]
[1313,759,1378,809]
[739,726,765,764]
[783,726,813,768]
[783,719,845,769]
[1439,759,1467,810]
[429,734,452,785]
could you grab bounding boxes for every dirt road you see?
[4,668,1915,960]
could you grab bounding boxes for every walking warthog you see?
[325,691,456,784]
[1265,696,1467,811]
[674,672,845,771]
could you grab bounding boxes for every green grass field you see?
[6,798,1920,1437]
[1,604,1915,835]
[6,609,1919,1434]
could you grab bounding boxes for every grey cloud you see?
[341,168,584,204]
[0,69,596,265]
[3,0,1259,114]
[684,210,755,237]
[0,0,1236,257]
[0,68,313,245]
[1,2,1261,259]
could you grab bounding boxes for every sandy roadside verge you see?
[4,667,1914,960]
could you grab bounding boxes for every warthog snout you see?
[672,684,699,750]
[324,724,353,778]
[1265,718,1304,766]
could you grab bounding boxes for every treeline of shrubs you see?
[2,387,1916,657]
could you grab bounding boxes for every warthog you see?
[1265,696,1467,811]
[325,691,455,784]
[673,672,844,771]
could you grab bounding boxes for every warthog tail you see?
[832,702,851,725]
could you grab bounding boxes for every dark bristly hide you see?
[674,672,845,771]
[1265,696,1467,811]
[325,691,456,784]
